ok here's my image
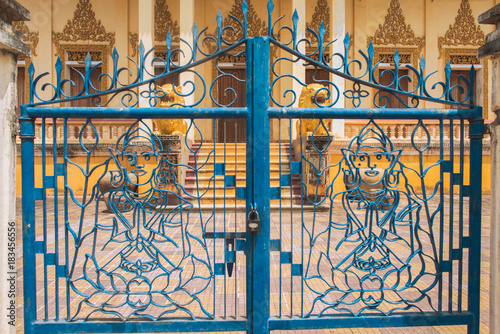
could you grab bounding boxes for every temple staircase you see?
[182,142,303,211]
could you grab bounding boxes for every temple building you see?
[12,0,494,194]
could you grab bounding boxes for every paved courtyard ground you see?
[14,194,492,334]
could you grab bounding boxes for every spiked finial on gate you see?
[267,0,274,37]
[368,41,374,82]
[419,55,426,95]
[394,49,400,68]
[318,22,325,63]
[242,0,248,38]
[192,22,198,61]
[319,22,325,43]
[217,10,223,48]
[344,33,351,74]
[28,61,35,103]
[166,31,172,71]
[445,61,451,100]
[394,49,400,89]
[469,64,476,105]
[112,47,119,88]
[55,56,62,98]
[85,52,92,94]
[292,9,299,50]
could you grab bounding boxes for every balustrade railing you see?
[24,119,490,145]
[31,119,135,144]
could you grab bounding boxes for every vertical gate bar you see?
[458,119,465,311]
[245,38,254,331]
[287,118,293,318]
[234,120,238,318]
[64,118,70,320]
[20,106,36,334]
[438,119,444,312]
[213,118,216,317]
[300,120,305,318]
[448,119,454,312]
[224,119,227,319]
[467,118,483,334]
[246,36,271,334]
[41,118,48,320]
[52,118,60,320]
[279,119,282,318]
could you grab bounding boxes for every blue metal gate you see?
[20,2,483,333]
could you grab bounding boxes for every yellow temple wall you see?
[13,0,494,196]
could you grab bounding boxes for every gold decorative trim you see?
[443,48,488,117]
[13,21,39,57]
[367,0,424,53]
[23,58,31,104]
[52,0,115,56]
[58,44,109,94]
[154,0,180,43]
[129,32,139,57]
[437,0,484,58]
[221,0,267,43]
[371,47,419,107]
[153,45,180,63]
[208,0,267,101]
[373,47,418,68]
[306,0,330,44]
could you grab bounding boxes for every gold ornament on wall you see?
[13,21,39,57]
[52,0,115,56]
[129,32,139,57]
[437,0,484,58]
[367,0,424,53]
[221,0,267,43]
[306,0,330,44]
[154,0,180,43]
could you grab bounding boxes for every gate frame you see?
[20,4,484,333]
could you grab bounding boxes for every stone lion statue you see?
[296,83,332,137]
[154,84,188,136]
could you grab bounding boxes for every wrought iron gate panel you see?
[20,1,483,333]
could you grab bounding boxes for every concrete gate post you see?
[479,4,500,334]
[0,1,30,333]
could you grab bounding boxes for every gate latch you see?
[247,207,261,232]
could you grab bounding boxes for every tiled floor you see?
[14,194,491,333]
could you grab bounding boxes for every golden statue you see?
[296,83,333,137]
[154,84,188,136]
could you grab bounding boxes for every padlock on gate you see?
[247,208,261,231]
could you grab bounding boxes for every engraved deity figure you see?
[69,124,212,320]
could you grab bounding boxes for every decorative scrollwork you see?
[52,0,115,56]
[437,0,484,58]
[27,0,478,110]
[154,0,180,43]
[366,0,425,53]
[13,21,39,57]
[305,0,330,44]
